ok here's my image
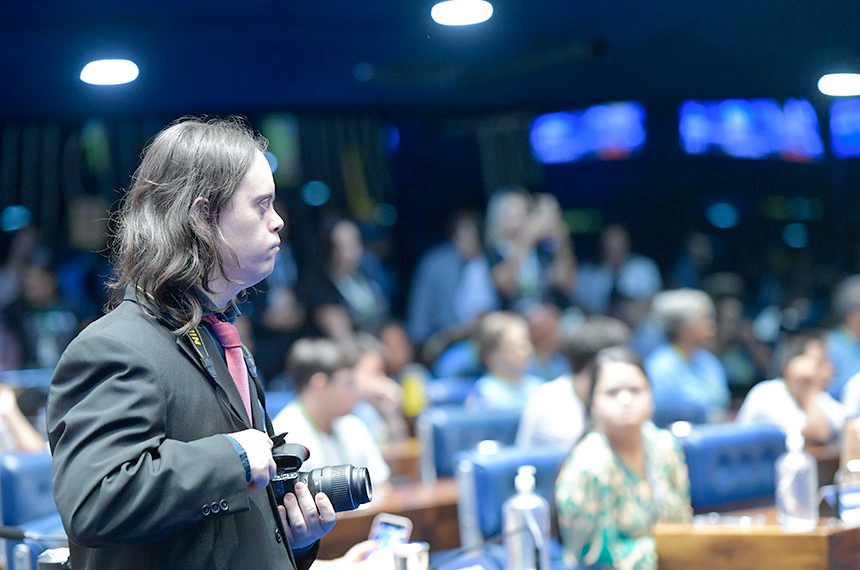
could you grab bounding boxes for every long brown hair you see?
[108,116,267,334]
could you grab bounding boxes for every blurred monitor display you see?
[679,98,824,162]
[530,101,646,164]
[830,99,860,159]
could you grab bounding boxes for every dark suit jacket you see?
[47,290,316,569]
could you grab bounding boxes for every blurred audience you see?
[644,289,730,423]
[826,274,860,400]
[484,187,575,313]
[406,208,498,346]
[465,311,545,410]
[302,217,390,342]
[573,223,662,325]
[516,315,631,448]
[669,231,715,290]
[1,252,83,369]
[243,235,307,386]
[350,333,410,445]
[738,329,844,444]
[0,222,40,310]
[523,302,571,381]
[0,382,46,452]
[712,292,772,401]
[555,346,692,570]
[272,338,391,487]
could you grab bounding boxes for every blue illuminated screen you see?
[679,98,824,162]
[530,101,646,164]
[830,99,860,159]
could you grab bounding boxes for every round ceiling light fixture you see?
[80,59,139,85]
[431,0,493,26]
[818,73,860,97]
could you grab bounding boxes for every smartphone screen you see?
[369,514,412,548]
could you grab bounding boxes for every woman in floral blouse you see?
[555,346,692,570]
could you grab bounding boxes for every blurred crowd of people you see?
[4,183,860,445]
[6,180,860,569]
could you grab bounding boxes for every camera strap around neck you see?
[184,325,275,436]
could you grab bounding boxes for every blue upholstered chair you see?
[676,421,786,512]
[263,390,297,419]
[454,445,568,548]
[652,400,709,428]
[0,369,54,390]
[0,452,66,570]
[454,445,583,569]
[415,405,521,484]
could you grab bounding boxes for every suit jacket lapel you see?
[177,330,252,428]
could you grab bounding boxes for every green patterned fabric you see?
[555,422,692,570]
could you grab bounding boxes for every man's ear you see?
[191,196,211,223]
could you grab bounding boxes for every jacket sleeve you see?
[48,331,251,546]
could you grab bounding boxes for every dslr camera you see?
[270,440,372,512]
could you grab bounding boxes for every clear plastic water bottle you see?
[775,430,819,532]
[502,465,550,570]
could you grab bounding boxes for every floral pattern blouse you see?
[555,422,692,570]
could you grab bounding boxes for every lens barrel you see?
[271,464,372,512]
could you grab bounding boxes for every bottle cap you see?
[786,430,805,452]
[515,465,537,494]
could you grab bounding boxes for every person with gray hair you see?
[825,274,860,400]
[643,288,730,423]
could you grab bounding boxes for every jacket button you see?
[220,499,229,511]
[201,505,211,516]
[211,501,221,514]
[275,528,282,543]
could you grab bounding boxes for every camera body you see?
[270,442,372,513]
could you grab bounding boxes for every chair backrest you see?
[416,405,522,484]
[263,390,297,419]
[677,421,786,511]
[0,369,54,390]
[455,445,569,549]
[0,452,66,569]
[652,400,709,428]
[0,453,57,527]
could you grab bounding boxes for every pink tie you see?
[203,315,253,422]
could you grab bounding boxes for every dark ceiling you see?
[2,1,859,119]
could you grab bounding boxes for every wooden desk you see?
[382,437,422,485]
[655,507,860,570]
[318,478,460,559]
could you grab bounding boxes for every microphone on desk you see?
[0,525,66,542]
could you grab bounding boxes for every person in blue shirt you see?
[405,209,498,346]
[466,311,545,410]
[644,288,730,424]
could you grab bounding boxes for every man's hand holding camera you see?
[280,481,337,549]
[227,429,337,548]
[227,428,277,493]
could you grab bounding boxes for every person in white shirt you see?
[737,329,845,444]
[842,371,860,418]
[516,315,631,448]
[0,382,46,452]
[273,338,391,487]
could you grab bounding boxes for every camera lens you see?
[300,465,373,512]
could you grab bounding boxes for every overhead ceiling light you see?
[818,73,860,97]
[80,59,139,85]
[431,0,493,26]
